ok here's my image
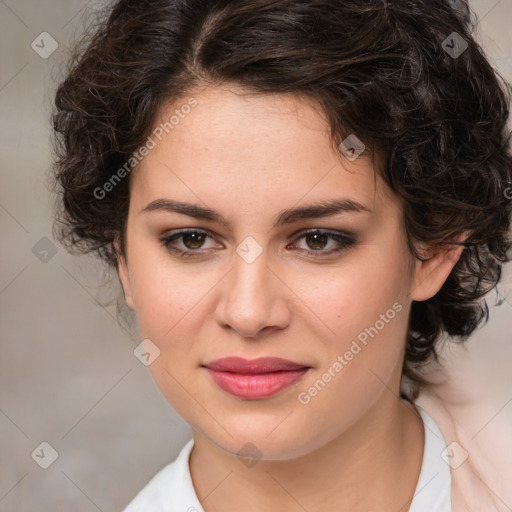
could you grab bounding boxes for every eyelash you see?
[158,228,356,259]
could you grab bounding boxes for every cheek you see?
[292,270,410,449]
[295,242,412,388]
[127,237,214,338]
[126,248,218,421]
[299,244,411,342]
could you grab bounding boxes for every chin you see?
[199,415,322,462]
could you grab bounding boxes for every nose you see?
[214,249,291,339]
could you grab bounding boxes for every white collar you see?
[123,407,451,512]
[409,406,452,512]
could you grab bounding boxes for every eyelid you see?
[159,227,354,242]
[290,227,355,241]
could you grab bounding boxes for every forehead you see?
[130,85,392,217]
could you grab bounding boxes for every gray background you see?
[1,1,511,511]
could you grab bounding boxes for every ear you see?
[410,240,466,302]
[114,238,135,310]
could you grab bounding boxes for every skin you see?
[117,84,463,511]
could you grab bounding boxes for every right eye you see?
[159,229,222,257]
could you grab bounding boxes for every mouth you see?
[202,357,311,400]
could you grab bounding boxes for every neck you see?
[189,395,424,512]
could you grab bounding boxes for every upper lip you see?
[203,357,309,374]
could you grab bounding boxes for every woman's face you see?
[118,85,445,460]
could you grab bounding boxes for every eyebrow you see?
[139,197,371,228]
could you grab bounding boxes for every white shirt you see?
[123,407,451,512]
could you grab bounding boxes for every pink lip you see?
[203,357,310,400]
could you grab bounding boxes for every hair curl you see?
[52,0,512,398]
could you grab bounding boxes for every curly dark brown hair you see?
[51,0,512,398]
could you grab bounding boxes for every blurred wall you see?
[1,1,511,510]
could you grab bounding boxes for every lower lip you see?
[205,368,309,399]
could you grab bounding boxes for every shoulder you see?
[416,393,509,512]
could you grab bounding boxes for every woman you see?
[51,0,512,510]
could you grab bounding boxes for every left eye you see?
[159,229,355,258]
[289,229,355,254]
